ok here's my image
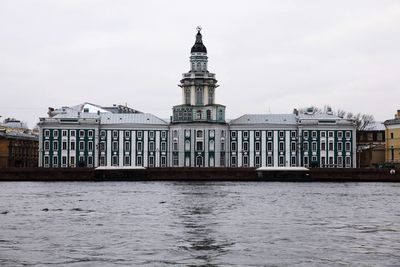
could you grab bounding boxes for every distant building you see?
[356,122,385,168]
[384,110,400,166]
[37,28,357,168]
[0,119,39,168]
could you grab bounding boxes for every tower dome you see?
[191,28,207,53]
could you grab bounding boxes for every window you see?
[231,142,237,151]
[267,156,273,166]
[70,130,76,137]
[53,156,58,166]
[312,142,317,151]
[161,142,166,151]
[62,141,67,150]
[279,156,285,166]
[124,156,130,166]
[112,130,118,139]
[329,156,334,165]
[62,130,67,137]
[337,156,343,167]
[137,142,143,151]
[112,141,118,151]
[221,130,225,137]
[197,130,203,138]
[391,133,394,139]
[88,130,93,138]
[185,88,191,104]
[161,156,167,167]
[39,146,49,162]
[149,131,155,139]
[196,141,203,151]
[196,87,203,105]
[321,156,326,167]
[328,131,334,138]
[231,131,236,138]
[149,156,155,167]
[321,142,326,151]
[312,131,317,139]
[291,131,296,138]
[99,142,105,152]
[312,156,317,162]
[100,156,105,166]
[255,131,260,138]
[291,142,296,151]
[338,131,343,139]
[100,130,106,139]
[279,142,284,151]
[173,130,177,138]
[345,142,351,151]
[62,156,67,166]
[303,156,308,165]
[173,142,178,151]
[221,141,225,151]
[231,156,237,166]
[209,130,214,138]
[124,141,130,151]
[53,141,58,151]
[161,131,166,139]
[70,156,75,166]
[243,131,248,139]
[149,141,155,151]
[303,142,308,151]
[88,141,93,151]
[243,156,249,167]
[320,131,326,138]
[208,88,214,104]
[125,131,130,139]
[267,131,273,138]
[243,142,248,151]
[338,142,343,151]
[44,130,50,138]
[206,110,211,120]
[220,154,225,167]
[87,156,93,166]
[291,156,296,166]
[172,154,178,166]
[196,110,202,120]
[112,155,118,166]
[255,142,260,151]
[279,131,284,138]
[70,141,75,150]
[328,142,333,151]
[44,141,50,151]
[303,131,309,139]
[267,142,272,151]
[79,130,85,138]
[346,156,351,167]
[79,141,85,151]
[137,131,143,139]
[345,131,351,139]
[53,130,58,138]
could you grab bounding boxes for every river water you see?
[0,182,400,266]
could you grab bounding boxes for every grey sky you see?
[1,0,399,127]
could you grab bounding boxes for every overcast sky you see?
[1,0,399,127]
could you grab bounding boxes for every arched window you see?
[197,130,203,138]
[196,110,202,120]
[185,88,191,104]
[218,109,223,120]
[208,88,214,104]
[209,140,215,152]
[196,88,203,105]
[206,110,211,120]
[185,140,190,151]
[197,62,201,71]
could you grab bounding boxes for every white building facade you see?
[38,29,356,168]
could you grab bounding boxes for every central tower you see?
[172,27,226,123]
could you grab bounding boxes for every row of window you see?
[44,129,94,138]
[100,141,167,152]
[100,155,167,167]
[230,130,352,140]
[229,141,351,152]
[44,140,93,151]
[43,155,94,167]
[100,130,167,140]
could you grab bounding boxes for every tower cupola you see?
[191,28,207,53]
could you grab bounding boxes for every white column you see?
[131,130,136,166]
[156,130,160,167]
[250,130,254,167]
[285,131,290,167]
[261,130,266,166]
[238,131,242,167]
[144,131,148,167]
[107,130,111,166]
[273,131,278,167]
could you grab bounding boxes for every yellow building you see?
[384,110,400,166]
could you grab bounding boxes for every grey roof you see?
[0,131,38,141]
[384,118,400,126]
[298,113,342,120]
[53,112,100,119]
[100,113,168,125]
[230,114,297,125]
[363,121,385,131]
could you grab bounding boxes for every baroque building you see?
[38,28,357,168]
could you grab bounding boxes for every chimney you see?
[397,110,400,118]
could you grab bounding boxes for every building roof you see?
[363,121,385,131]
[230,114,297,125]
[191,30,207,53]
[0,131,38,141]
[100,113,168,125]
[384,118,400,126]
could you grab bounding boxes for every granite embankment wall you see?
[0,168,399,182]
